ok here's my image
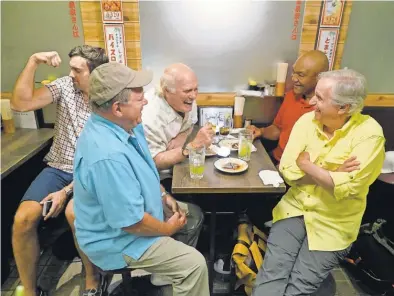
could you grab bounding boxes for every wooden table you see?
[1,128,54,179]
[172,140,286,294]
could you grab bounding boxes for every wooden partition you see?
[80,0,142,70]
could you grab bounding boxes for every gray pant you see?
[252,216,350,296]
[171,202,204,248]
[124,237,209,296]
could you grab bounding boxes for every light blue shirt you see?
[73,113,163,270]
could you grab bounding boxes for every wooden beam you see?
[196,93,235,106]
[364,94,394,107]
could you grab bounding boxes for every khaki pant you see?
[124,237,209,296]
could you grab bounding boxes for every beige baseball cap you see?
[89,62,153,106]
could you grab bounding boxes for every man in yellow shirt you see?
[252,69,385,296]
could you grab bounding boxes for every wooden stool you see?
[97,267,134,296]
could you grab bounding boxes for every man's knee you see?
[65,200,75,227]
[187,249,208,276]
[13,202,42,235]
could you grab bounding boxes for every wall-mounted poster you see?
[320,0,345,27]
[104,24,127,65]
[199,107,233,128]
[101,0,123,23]
[317,28,339,70]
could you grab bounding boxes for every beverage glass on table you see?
[238,129,253,161]
[189,146,206,180]
[219,116,233,138]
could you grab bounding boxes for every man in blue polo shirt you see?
[73,63,209,296]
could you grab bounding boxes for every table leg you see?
[209,200,217,295]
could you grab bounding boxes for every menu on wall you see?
[101,0,123,23]
[104,24,127,65]
[315,0,345,70]
[317,28,339,70]
[320,0,345,27]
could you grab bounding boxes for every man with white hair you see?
[142,63,214,181]
[253,69,386,296]
[142,63,214,287]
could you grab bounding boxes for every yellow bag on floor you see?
[232,222,268,296]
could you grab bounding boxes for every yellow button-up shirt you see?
[275,111,385,251]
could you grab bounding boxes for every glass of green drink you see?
[189,146,206,179]
[238,129,253,161]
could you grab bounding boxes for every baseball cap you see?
[89,62,153,106]
[381,151,394,174]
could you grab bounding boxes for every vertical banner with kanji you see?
[316,28,339,70]
[104,24,127,65]
[291,0,302,40]
[315,0,345,69]
[69,1,80,38]
[101,0,123,23]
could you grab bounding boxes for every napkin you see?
[226,135,257,152]
[210,145,231,157]
[259,170,284,188]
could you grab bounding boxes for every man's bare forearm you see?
[154,147,185,170]
[122,213,170,236]
[261,125,281,141]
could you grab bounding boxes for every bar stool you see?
[97,267,135,296]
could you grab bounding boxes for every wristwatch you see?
[182,142,190,157]
[161,191,169,198]
[64,187,73,199]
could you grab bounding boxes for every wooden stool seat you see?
[97,266,135,296]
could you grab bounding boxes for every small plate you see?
[219,139,239,151]
[205,146,217,157]
[214,157,248,174]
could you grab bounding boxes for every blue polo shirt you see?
[73,113,163,270]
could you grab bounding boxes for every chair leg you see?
[121,271,133,295]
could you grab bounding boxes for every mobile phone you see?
[42,200,53,216]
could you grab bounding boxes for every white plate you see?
[230,128,245,134]
[219,139,239,151]
[214,157,248,174]
[205,147,217,157]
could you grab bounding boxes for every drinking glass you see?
[219,116,233,139]
[189,146,205,179]
[238,129,253,161]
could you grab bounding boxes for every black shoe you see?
[82,274,109,296]
[37,286,48,296]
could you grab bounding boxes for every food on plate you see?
[231,143,239,150]
[222,162,241,170]
[206,147,215,155]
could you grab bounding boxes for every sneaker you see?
[150,274,172,286]
[82,274,109,296]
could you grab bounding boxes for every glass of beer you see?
[1,99,15,134]
[238,129,253,161]
[189,146,205,180]
[219,115,232,138]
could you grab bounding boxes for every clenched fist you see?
[31,51,62,68]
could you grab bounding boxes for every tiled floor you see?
[1,248,377,296]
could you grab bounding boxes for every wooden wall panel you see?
[364,94,394,107]
[79,0,141,69]
[196,93,394,107]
